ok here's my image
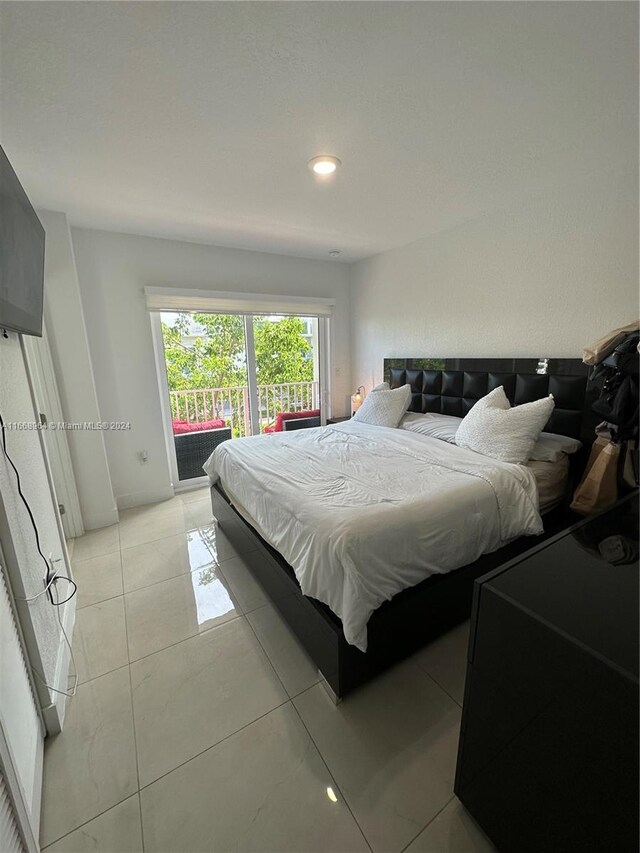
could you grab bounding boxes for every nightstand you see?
[455,492,639,853]
[326,416,351,424]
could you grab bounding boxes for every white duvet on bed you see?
[204,421,542,651]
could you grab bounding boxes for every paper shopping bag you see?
[570,438,620,515]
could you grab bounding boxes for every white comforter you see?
[204,421,542,651]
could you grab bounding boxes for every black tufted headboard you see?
[384,357,598,443]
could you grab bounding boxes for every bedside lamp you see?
[351,386,365,415]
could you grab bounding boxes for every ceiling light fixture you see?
[308,155,341,176]
[328,250,341,257]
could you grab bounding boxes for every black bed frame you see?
[211,357,598,700]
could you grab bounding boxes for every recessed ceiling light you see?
[308,155,341,176]
[329,250,341,257]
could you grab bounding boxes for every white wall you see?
[70,228,351,508]
[0,332,73,732]
[39,210,117,530]
[350,170,639,389]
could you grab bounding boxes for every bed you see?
[205,357,597,699]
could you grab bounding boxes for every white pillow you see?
[530,432,582,462]
[455,386,555,463]
[371,381,390,392]
[353,384,411,428]
[399,410,580,462]
[399,412,461,443]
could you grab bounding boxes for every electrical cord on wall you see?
[0,409,51,579]
[0,408,79,697]
[18,567,61,602]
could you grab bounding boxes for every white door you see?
[22,327,83,539]
[0,551,44,853]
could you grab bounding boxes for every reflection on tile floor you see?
[42,486,497,853]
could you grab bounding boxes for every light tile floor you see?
[41,487,497,853]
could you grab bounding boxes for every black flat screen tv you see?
[0,145,45,337]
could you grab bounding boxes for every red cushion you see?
[172,418,226,435]
[269,409,320,433]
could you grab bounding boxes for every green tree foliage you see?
[161,313,313,391]
[162,314,247,391]
[254,317,313,385]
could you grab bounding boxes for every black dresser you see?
[455,493,639,853]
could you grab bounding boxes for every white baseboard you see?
[116,485,175,510]
[81,506,119,531]
[174,476,208,493]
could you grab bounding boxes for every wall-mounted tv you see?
[0,145,45,337]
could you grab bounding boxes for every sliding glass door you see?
[159,311,325,481]
[162,312,251,438]
[252,315,320,434]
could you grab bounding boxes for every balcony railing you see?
[170,381,319,437]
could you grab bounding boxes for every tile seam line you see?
[243,616,374,853]
[413,660,464,708]
[121,546,261,596]
[398,795,457,853]
[119,521,255,552]
[288,696,375,853]
[46,649,291,839]
[137,696,292,792]
[40,793,140,850]
[127,609,278,667]
[121,549,146,851]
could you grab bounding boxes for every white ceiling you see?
[0,2,636,262]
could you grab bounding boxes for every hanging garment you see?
[591,337,639,443]
[583,320,640,366]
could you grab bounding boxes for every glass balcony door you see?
[159,311,324,482]
[250,314,321,434]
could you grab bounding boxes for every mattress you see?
[527,456,570,513]
[204,421,543,652]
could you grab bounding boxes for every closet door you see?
[0,560,43,853]
[0,770,25,853]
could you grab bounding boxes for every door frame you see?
[243,317,261,437]
[150,314,185,489]
[318,316,332,423]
